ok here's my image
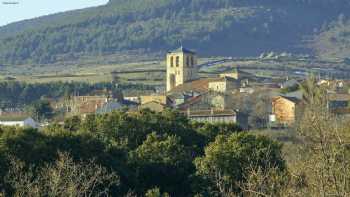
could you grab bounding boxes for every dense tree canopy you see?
[195,133,285,195]
[0,0,349,64]
[0,110,249,196]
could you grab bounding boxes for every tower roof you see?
[168,46,196,54]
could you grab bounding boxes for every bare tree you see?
[5,152,119,197]
[288,77,350,196]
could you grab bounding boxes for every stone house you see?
[67,96,109,116]
[208,77,239,93]
[271,96,302,125]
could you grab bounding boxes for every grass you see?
[0,55,347,84]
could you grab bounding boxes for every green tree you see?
[129,132,193,196]
[300,76,326,106]
[63,116,81,132]
[27,100,53,121]
[195,133,285,196]
[192,122,242,143]
[145,187,170,197]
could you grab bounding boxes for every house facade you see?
[185,109,237,124]
[272,96,302,125]
[208,77,239,93]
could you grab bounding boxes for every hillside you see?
[313,19,350,60]
[1,0,350,65]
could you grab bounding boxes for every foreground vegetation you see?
[1,101,350,196]
[0,110,252,196]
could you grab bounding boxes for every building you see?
[327,93,350,111]
[0,116,37,128]
[124,96,140,104]
[167,78,211,95]
[208,77,239,93]
[166,47,198,92]
[219,67,253,81]
[272,96,302,125]
[168,92,199,106]
[185,109,237,124]
[67,96,109,115]
[0,108,25,116]
[176,95,204,111]
[96,101,124,114]
[140,95,172,105]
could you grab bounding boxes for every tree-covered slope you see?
[0,0,350,65]
[313,18,350,60]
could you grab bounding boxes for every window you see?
[186,56,190,67]
[191,56,194,66]
[176,56,180,67]
[170,56,174,67]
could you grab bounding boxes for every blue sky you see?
[0,0,109,27]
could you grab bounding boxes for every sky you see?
[0,0,109,27]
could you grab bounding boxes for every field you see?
[1,55,349,84]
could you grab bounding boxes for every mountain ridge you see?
[0,0,350,65]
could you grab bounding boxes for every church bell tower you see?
[166,47,198,92]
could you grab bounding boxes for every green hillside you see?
[0,0,350,65]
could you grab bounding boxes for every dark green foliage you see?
[27,99,54,121]
[0,0,350,64]
[0,110,284,196]
[280,84,300,94]
[192,122,242,143]
[63,116,81,131]
[195,133,286,195]
[129,133,194,195]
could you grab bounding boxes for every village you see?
[1,46,350,130]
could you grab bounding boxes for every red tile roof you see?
[169,78,218,94]
[177,95,203,110]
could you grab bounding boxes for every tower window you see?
[176,56,180,67]
[186,56,190,67]
[170,56,174,67]
[191,56,194,66]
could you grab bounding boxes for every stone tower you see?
[166,47,198,92]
